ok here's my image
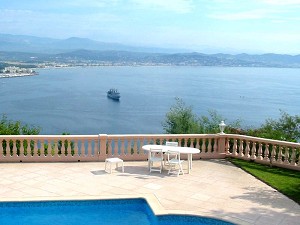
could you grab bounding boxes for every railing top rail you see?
[0,135,99,140]
[103,134,220,138]
[224,134,300,147]
[0,133,299,147]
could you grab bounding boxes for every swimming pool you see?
[0,198,234,225]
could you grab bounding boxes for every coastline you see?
[0,72,38,79]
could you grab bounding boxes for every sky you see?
[0,0,300,54]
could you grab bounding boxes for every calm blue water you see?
[0,199,234,225]
[0,66,299,134]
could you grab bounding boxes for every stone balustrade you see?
[225,134,300,171]
[0,134,299,171]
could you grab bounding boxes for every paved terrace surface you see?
[0,159,299,225]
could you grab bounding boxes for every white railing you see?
[225,134,300,171]
[0,134,299,171]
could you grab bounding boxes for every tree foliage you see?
[162,98,199,134]
[0,115,40,135]
[163,98,300,143]
[247,110,300,142]
[163,98,240,134]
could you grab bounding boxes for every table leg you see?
[187,154,193,174]
[148,151,151,170]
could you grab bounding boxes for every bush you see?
[163,99,299,143]
[0,115,40,135]
[162,98,241,134]
[246,110,300,142]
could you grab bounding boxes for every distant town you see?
[0,34,300,70]
[0,66,38,78]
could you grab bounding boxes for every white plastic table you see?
[142,144,200,174]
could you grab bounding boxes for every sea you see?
[0,66,299,135]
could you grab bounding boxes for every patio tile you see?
[0,160,299,225]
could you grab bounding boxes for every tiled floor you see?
[0,159,299,225]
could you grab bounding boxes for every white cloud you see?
[208,9,276,20]
[130,0,194,14]
[259,0,300,5]
[66,0,120,8]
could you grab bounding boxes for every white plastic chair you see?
[167,150,184,176]
[164,141,179,166]
[149,148,164,173]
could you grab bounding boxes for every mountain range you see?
[0,33,299,68]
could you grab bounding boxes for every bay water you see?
[0,66,299,135]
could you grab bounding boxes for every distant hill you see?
[0,33,300,68]
[0,33,186,54]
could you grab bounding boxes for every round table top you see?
[142,144,200,154]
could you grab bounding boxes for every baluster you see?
[34,140,39,156]
[290,148,296,165]
[250,142,256,160]
[86,140,91,157]
[213,138,218,153]
[73,140,79,157]
[79,140,84,156]
[133,138,138,155]
[150,137,154,145]
[194,138,199,148]
[184,138,188,147]
[233,139,238,156]
[60,139,65,156]
[190,138,194,148]
[263,144,269,161]
[48,139,53,157]
[61,139,66,156]
[245,141,250,158]
[207,139,212,153]
[270,145,276,165]
[41,140,46,157]
[48,139,52,156]
[120,138,126,156]
[141,138,145,153]
[201,139,206,153]
[66,139,72,157]
[225,139,230,154]
[107,139,113,157]
[52,140,58,157]
[0,139,4,157]
[127,139,131,155]
[20,140,25,157]
[256,143,262,160]
[94,137,98,156]
[284,147,290,164]
[10,140,16,156]
[177,138,181,146]
[159,138,164,145]
[278,146,283,163]
[196,138,200,149]
[239,140,244,157]
[4,140,9,156]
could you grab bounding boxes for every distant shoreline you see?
[0,72,38,79]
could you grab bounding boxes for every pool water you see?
[0,199,234,225]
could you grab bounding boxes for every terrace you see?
[0,133,299,224]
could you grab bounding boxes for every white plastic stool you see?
[105,158,124,173]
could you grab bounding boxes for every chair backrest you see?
[167,150,181,161]
[150,148,163,159]
[165,141,179,147]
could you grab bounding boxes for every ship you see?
[107,88,120,100]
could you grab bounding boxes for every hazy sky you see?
[1,0,300,54]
